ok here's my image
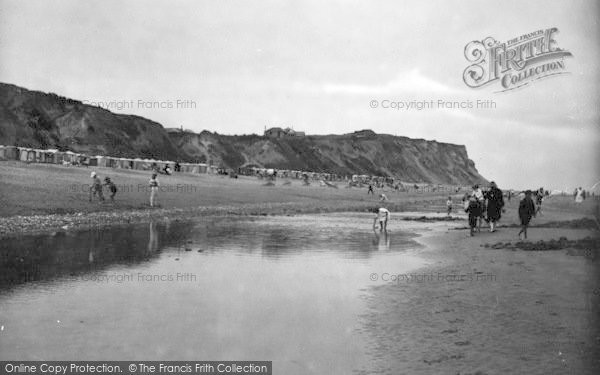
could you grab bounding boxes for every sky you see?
[0,0,598,190]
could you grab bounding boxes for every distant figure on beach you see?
[471,184,485,231]
[89,171,104,202]
[368,184,374,194]
[575,187,584,203]
[535,187,544,215]
[149,173,159,207]
[373,207,390,232]
[518,190,536,240]
[507,190,512,202]
[379,193,387,202]
[163,164,172,175]
[446,196,453,216]
[465,196,481,237]
[103,177,118,201]
[485,181,504,232]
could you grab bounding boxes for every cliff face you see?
[168,130,487,184]
[0,82,487,184]
[0,83,181,160]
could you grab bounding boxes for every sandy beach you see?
[1,162,599,374]
[0,161,454,238]
[361,201,600,374]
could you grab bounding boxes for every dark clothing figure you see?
[518,193,536,239]
[519,196,536,225]
[104,177,117,201]
[465,199,482,236]
[368,185,374,194]
[486,186,504,222]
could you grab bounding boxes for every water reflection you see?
[1,215,415,290]
[0,220,195,290]
[0,214,425,373]
[372,230,391,251]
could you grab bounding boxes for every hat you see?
[90,172,97,178]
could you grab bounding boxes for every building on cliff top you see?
[264,127,305,138]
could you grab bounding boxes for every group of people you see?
[89,172,117,202]
[461,182,540,240]
[89,171,161,207]
[462,182,505,236]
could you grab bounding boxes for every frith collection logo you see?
[463,28,572,92]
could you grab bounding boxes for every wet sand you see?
[360,206,600,374]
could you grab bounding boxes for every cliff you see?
[0,82,487,184]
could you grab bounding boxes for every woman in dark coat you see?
[518,190,536,239]
[486,181,504,232]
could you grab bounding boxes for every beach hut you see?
[123,158,134,169]
[75,154,88,166]
[32,148,53,163]
[0,145,18,160]
[18,148,35,162]
[61,151,77,164]
[87,156,98,167]
[130,158,143,170]
[95,156,108,167]
[41,149,59,163]
[179,163,195,173]
[54,151,66,164]
[178,162,189,173]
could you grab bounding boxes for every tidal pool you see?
[0,213,427,374]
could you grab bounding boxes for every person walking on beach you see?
[89,171,104,202]
[471,184,485,231]
[535,187,544,215]
[485,181,504,232]
[149,173,159,207]
[446,196,453,216]
[379,193,387,202]
[518,190,536,240]
[103,177,118,202]
[465,196,481,237]
[368,184,374,195]
[575,187,584,203]
[373,207,390,232]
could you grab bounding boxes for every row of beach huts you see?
[0,145,470,191]
[0,145,376,182]
[0,145,215,174]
